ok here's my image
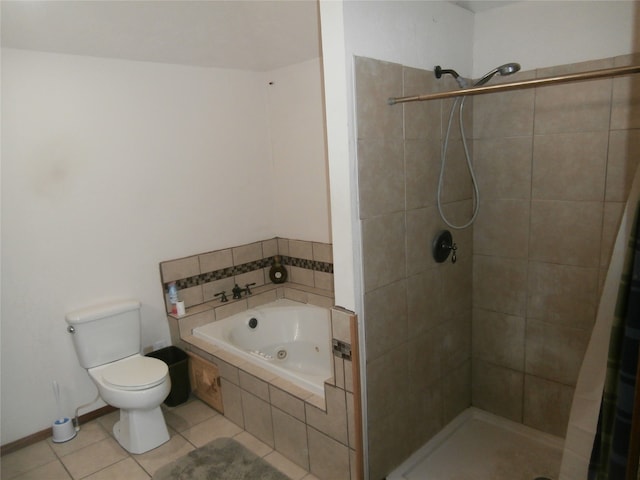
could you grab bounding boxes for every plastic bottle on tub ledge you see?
[269,255,288,284]
[168,282,178,314]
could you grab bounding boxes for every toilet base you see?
[113,406,170,454]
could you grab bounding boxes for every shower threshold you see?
[388,407,564,480]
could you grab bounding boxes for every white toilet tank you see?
[66,299,142,369]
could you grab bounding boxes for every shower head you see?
[434,65,468,88]
[473,62,521,87]
[435,65,460,79]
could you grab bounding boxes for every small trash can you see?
[146,346,190,407]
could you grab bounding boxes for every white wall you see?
[473,0,638,76]
[344,0,474,73]
[267,58,331,243]
[0,48,328,444]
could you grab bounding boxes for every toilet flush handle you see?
[67,326,75,334]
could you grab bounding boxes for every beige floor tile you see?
[264,451,309,480]
[83,457,150,480]
[180,413,242,447]
[3,396,312,480]
[1,441,57,479]
[59,437,128,479]
[95,410,119,436]
[301,474,321,480]
[133,433,194,476]
[163,398,217,432]
[233,431,274,457]
[10,460,71,480]
[49,420,108,457]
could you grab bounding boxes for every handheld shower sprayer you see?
[474,62,521,86]
[434,61,520,229]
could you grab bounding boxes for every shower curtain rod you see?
[387,64,640,105]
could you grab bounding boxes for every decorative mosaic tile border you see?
[170,255,333,290]
[282,255,334,273]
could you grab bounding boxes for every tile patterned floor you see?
[1,397,319,480]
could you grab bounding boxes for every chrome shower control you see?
[433,230,457,264]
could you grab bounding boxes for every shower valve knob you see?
[433,230,458,264]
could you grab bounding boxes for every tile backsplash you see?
[159,237,334,312]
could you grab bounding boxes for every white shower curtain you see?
[559,164,640,480]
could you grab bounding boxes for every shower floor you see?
[388,408,564,480]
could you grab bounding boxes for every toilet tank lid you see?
[66,299,141,325]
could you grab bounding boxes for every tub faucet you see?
[215,291,228,303]
[232,284,244,299]
[232,283,257,299]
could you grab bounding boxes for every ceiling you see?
[1,1,515,71]
[1,0,321,71]
[452,1,517,13]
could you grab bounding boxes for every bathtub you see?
[193,298,332,397]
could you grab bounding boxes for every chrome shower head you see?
[474,62,521,87]
[498,63,521,75]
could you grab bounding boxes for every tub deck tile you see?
[208,346,249,369]
[239,370,271,401]
[240,362,279,384]
[271,377,316,403]
[184,335,220,357]
[306,393,327,411]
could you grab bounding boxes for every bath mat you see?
[152,437,290,480]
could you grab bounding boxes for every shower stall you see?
[353,53,640,479]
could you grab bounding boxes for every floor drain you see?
[533,477,553,480]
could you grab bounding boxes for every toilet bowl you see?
[66,300,173,454]
[89,355,170,409]
[88,354,171,454]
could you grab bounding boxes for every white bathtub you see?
[193,299,332,397]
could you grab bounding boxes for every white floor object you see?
[388,408,564,480]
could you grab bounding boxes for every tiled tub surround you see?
[181,306,360,480]
[160,239,361,480]
[354,54,640,479]
[160,237,334,314]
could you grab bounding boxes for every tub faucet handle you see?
[215,291,228,303]
[245,282,256,295]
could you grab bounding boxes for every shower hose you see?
[437,95,480,230]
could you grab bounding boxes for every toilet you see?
[65,299,171,454]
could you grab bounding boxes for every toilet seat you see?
[101,356,168,391]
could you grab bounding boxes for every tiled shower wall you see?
[355,57,474,480]
[355,53,640,479]
[471,54,640,437]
